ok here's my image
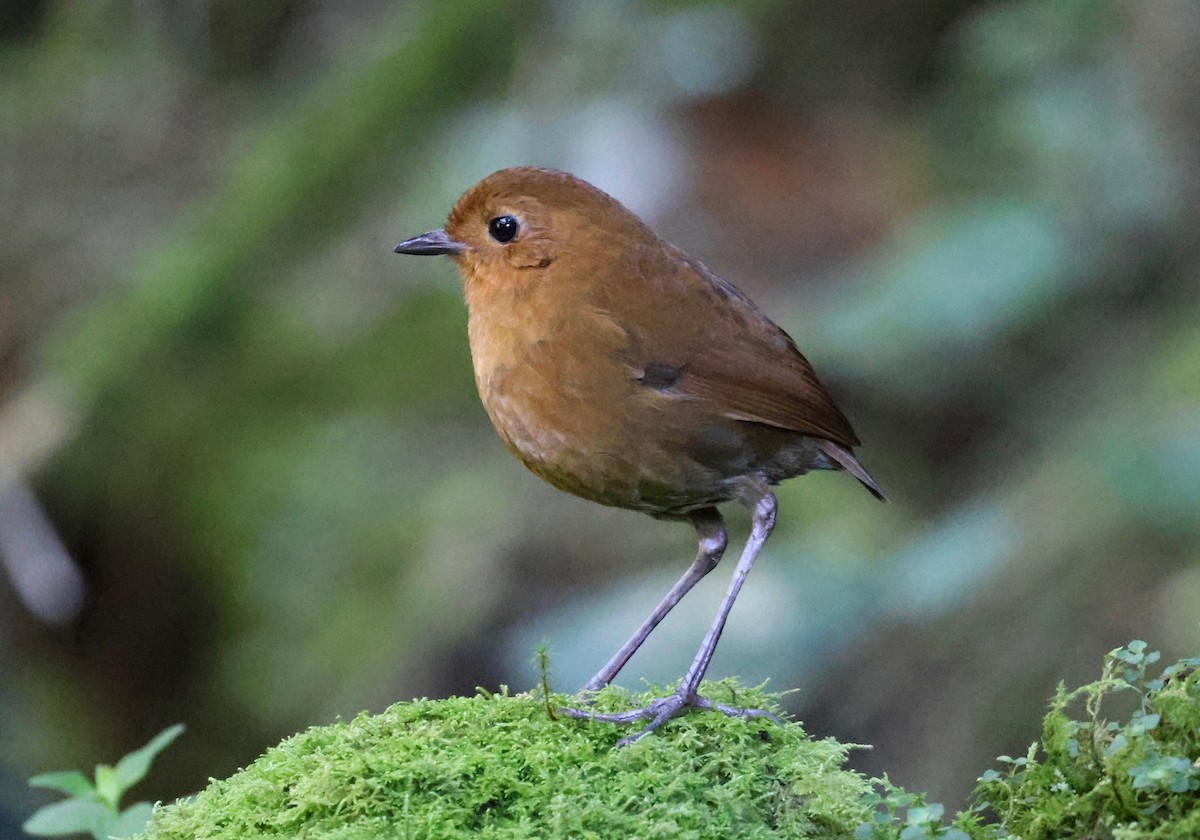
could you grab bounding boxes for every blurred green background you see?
[2,0,1199,832]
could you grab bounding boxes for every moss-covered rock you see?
[142,681,876,839]
[140,644,1200,839]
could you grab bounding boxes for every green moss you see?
[140,646,1200,839]
[954,643,1200,839]
[142,681,876,839]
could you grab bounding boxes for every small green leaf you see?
[108,802,155,838]
[22,798,110,837]
[112,723,185,794]
[907,802,944,824]
[94,765,120,809]
[28,770,95,798]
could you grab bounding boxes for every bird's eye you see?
[488,215,519,243]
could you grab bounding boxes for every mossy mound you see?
[139,644,1200,839]
[142,681,875,839]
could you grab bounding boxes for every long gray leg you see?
[563,480,780,747]
[583,508,726,691]
[673,486,775,702]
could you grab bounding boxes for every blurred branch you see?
[0,456,84,626]
[0,381,84,624]
[0,379,79,477]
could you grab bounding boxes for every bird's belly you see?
[478,367,824,516]
[481,383,688,512]
[478,377,693,516]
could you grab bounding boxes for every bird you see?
[394,166,884,746]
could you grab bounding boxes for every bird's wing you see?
[614,245,861,448]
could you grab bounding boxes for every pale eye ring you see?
[488,215,519,243]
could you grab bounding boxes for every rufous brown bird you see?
[394,166,884,746]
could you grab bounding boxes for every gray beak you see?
[393,229,465,256]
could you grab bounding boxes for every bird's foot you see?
[560,687,781,748]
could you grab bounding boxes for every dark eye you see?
[488,215,519,243]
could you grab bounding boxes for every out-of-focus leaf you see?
[94,764,119,809]
[109,802,155,838]
[28,770,94,798]
[112,724,185,794]
[815,201,1069,384]
[22,798,110,837]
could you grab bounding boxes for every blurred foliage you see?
[1,0,1198,833]
[24,725,182,839]
[955,642,1200,838]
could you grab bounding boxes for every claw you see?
[560,689,782,747]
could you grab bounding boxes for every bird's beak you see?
[392,229,465,256]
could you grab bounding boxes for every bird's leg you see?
[579,507,727,692]
[562,480,782,746]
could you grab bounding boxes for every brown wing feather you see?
[687,360,861,447]
[626,247,862,448]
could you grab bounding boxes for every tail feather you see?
[819,440,887,502]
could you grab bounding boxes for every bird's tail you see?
[819,440,887,502]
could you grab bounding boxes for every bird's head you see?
[394,167,657,292]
